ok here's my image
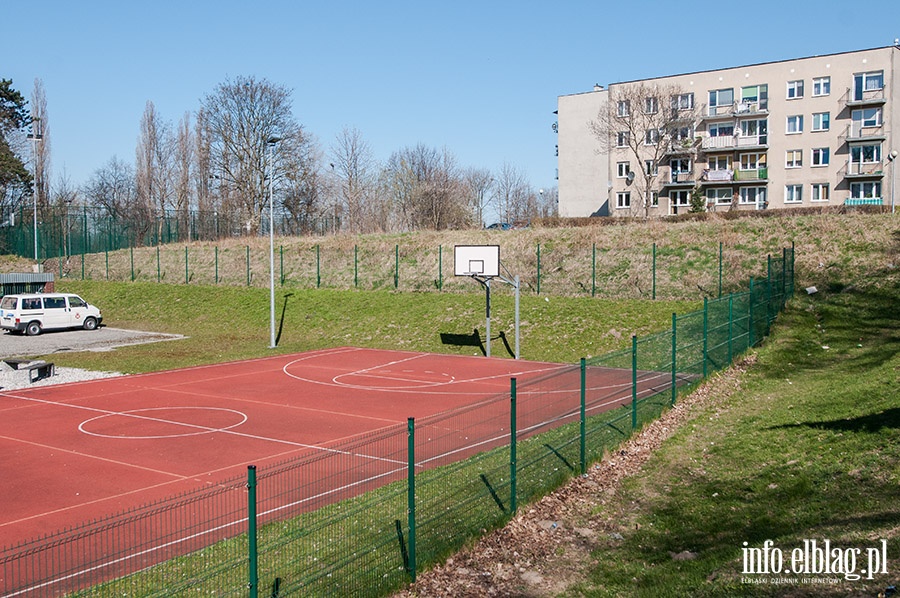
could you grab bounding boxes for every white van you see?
[0,293,103,336]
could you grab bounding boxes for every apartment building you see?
[556,45,899,217]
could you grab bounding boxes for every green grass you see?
[569,283,900,597]
[42,280,698,372]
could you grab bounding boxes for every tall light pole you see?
[888,149,898,214]
[26,118,43,269]
[267,136,281,349]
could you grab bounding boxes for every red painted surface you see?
[0,347,570,548]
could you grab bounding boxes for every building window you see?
[786,150,802,168]
[670,190,690,207]
[811,183,830,202]
[708,155,731,170]
[811,112,830,132]
[850,181,881,199]
[852,107,882,128]
[739,187,767,206]
[616,131,629,147]
[739,153,766,171]
[617,161,631,178]
[854,71,884,91]
[650,191,659,207]
[786,80,804,99]
[740,119,768,144]
[616,192,631,209]
[812,76,830,96]
[671,125,694,143]
[644,96,658,114]
[811,147,830,166]
[851,144,882,164]
[785,184,803,204]
[708,88,734,115]
[707,188,733,205]
[671,93,694,111]
[644,128,659,145]
[645,160,658,176]
[617,100,631,117]
[670,158,691,173]
[786,115,803,134]
[740,84,768,111]
[708,122,734,137]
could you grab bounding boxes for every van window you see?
[0,296,17,310]
[44,297,67,309]
[22,298,42,310]
[68,296,87,308]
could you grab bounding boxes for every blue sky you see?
[6,1,900,196]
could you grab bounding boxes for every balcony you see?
[733,168,768,182]
[663,171,695,187]
[839,123,886,143]
[844,198,883,206]
[700,169,734,184]
[663,138,700,156]
[840,160,884,179]
[733,101,768,117]
[701,134,768,152]
[842,87,886,108]
[700,103,736,121]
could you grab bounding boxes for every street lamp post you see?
[26,119,43,269]
[888,150,898,214]
[267,136,281,349]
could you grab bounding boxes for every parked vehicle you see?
[0,293,103,336]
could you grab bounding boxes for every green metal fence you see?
[0,247,794,597]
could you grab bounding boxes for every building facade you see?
[557,45,899,217]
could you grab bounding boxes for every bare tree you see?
[136,101,174,240]
[30,79,50,211]
[590,82,700,217]
[536,186,559,218]
[280,131,325,235]
[492,162,532,224]
[201,75,305,235]
[330,127,378,233]
[51,169,80,258]
[383,145,468,231]
[82,157,139,225]
[174,113,194,239]
[462,167,493,226]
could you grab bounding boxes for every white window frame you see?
[644,128,659,145]
[707,188,733,205]
[708,88,734,114]
[617,100,631,117]
[616,191,631,209]
[811,147,830,167]
[852,108,882,128]
[785,150,802,169]
[670,190,691,207]
[786,80,804,99]
[616,131,629,147]
[650,191,659,207]
[671,93,694,111]
[785,184,803,204]
[851,144,882,164]
[812,76,830,97]
[708,122,734,137]
[644,159,658,176]
[708,155,731,171]
[856,71,884,91]
[811,112,830,132]
[811,183,830,202]
[786,115,803,134]
[850,181,881,199]
[739,186,767,206]
[739,153,765,171]
[644,96,658,114]
[617,161,631,178]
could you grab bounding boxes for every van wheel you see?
[83,317,98,331]
[25,321,42,336]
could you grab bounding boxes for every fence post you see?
[394,244,399,289]
[702,297,709,379]
[407,418,417,582]
[215,246,219,284]
[105,249,109,280]
[781,247,788,309]
[247,465,259,598]
[748,277,756,347]
[671,313,677,406]
[354,244,359,288]
[652,242,656,300]
[438,246,443,291]
[766,254,773,330]
[130,247,134,282]
[718,241,723,298]
[316,244,321,288]
[185,246,189,284]
[156,246,161,282]
[580,358,586,475]
[728,295,734,364]
[591,243,596,297]
[631,335,638,430]
[246,246,251,287]
[280,245,284,286]
[510,377,518,514]
[536,243,541,295]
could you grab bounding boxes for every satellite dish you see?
[626,171,635,182]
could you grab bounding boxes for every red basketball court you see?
[0,347,584,548]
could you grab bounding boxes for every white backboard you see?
[454,245,500,277]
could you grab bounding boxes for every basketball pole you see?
[485,278,491,357]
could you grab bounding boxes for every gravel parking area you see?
[0,327,184,390]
